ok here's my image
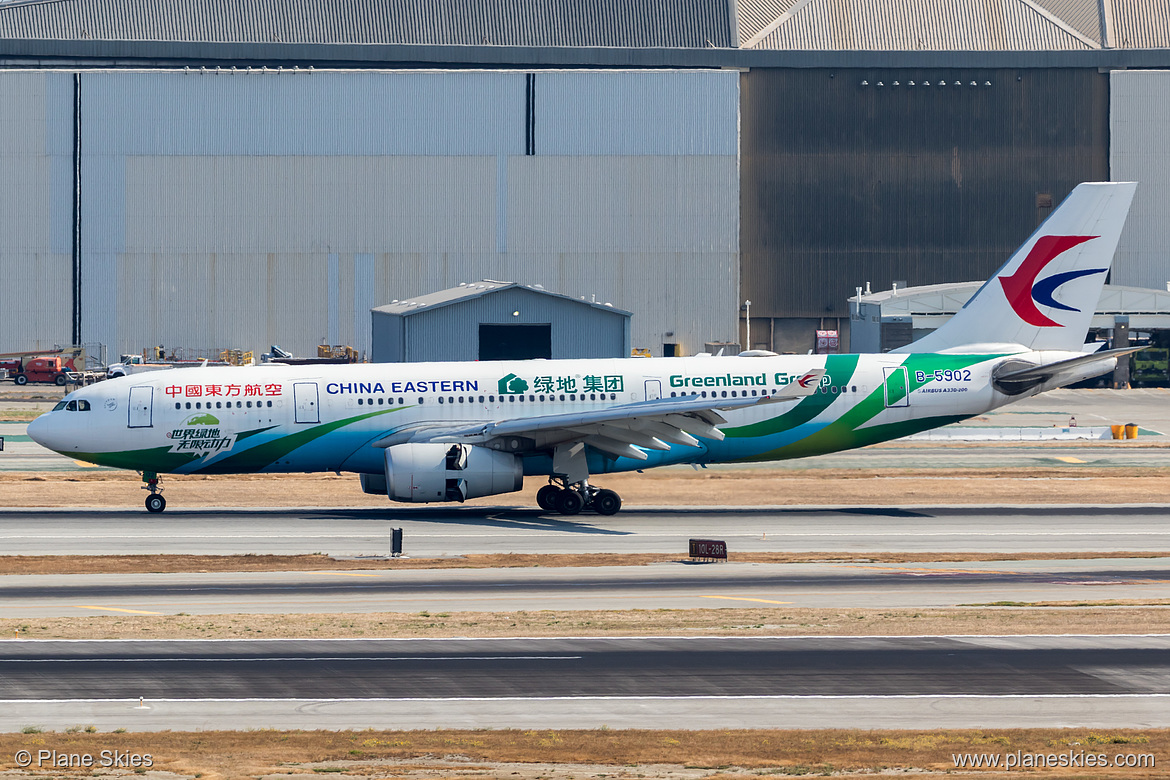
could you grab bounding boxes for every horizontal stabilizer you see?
[993,346,1145,394]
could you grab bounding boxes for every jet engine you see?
[381,443,524,503]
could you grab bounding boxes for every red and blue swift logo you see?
[997,235,1105,327]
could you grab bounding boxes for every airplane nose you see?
[26,413,60,451]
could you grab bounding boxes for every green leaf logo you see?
[186,414,220,426]
[498,373,529,394]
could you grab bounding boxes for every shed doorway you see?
[479,324,552,361]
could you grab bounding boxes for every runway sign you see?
[689,538,727,560]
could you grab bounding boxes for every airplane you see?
[28,181,1139,515]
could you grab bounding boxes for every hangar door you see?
[479,324,552,361]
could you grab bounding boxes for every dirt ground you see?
[8,465,1170,507]
[4,605,1169,641]
[0,728,1163,779]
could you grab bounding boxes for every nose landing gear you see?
[142,472,167,513]
[536,479,622,516]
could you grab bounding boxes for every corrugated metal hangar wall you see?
[0,69,739,359]
[740,67,1109,352]
[1111,69,1170,292]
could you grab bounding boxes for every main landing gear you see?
[142,472,167,513]
[537,479,622,516]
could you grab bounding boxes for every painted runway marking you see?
[74,606,162,615]
[0,655,583,664]
[311,572,382,578]
[701,596,793,605]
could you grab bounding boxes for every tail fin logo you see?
[997,235,1105,327]
[796,372,818,388]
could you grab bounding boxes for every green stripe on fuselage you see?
[734,353,1002,461]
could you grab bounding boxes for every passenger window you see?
[438,397,444,404]
[358,398,364,405]
[247,400,253,407]
[378,397,384,405]
[173,402,180,410]
[417,397,424,404]
[267,400,272,407]
[186,402,192,409]
[216,402,222,408]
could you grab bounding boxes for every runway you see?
[4,504,1170,557]
[3,636,1169,731]
[4,558,1170,617]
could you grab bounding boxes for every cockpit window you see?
[65,400,77,411]
[52,401,67,411]
[77,399,91,411]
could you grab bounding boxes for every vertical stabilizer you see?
[899,182,1137,353]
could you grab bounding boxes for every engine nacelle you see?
[384,443,523,503]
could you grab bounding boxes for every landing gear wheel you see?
[536,484,562,512]
[593,489,622,516]
[145,494,167,513]
[555,489,584,516]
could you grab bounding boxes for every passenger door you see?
[883,366,910,408]
[293,382,320,424]
[128,386,153,428]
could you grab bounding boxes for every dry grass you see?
[7,465,1170,507]
[0,728,1164,779]
[4,605,1169,640]
[2,550,1167,576]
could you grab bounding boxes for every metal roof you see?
[0,0,733,47]
[745,0,1099,50]
[372,280,633,318]
[850,281,1170,329]
[0,0,1167,67]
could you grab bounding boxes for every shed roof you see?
[850,281,1170,328]
[0,0,733,47]
[372,280,633,318]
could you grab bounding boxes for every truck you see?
[105,353,231,379]
[105,354,179,379]
[11,356,78,386]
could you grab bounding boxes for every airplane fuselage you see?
[32,351,1045,478]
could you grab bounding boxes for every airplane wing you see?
[374,368,826,460]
